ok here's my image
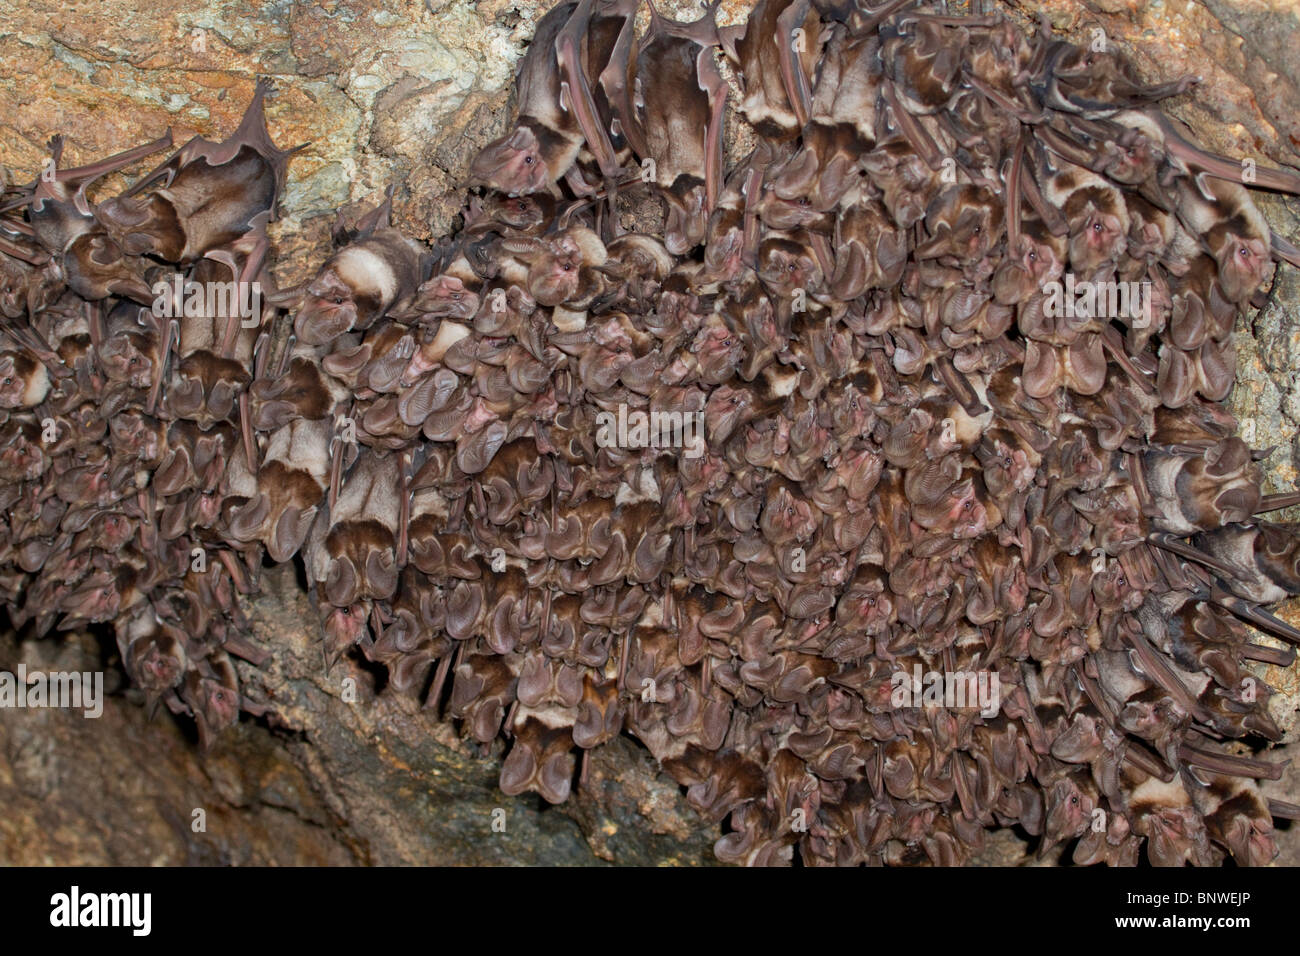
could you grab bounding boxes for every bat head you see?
[0,351,49,408]
[295,267,360,345]
[1215,230,1272,304]
[470,125,551,196]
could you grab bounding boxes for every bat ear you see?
[226,493,271,542]
[262,283,305,307]
[830,242,869,301]
[500,236,543,257]
[322,341,374,380]
[876,230,908,285]
[334,186,396,245]
[325,556,360,607]
[717,22,745,64]
[364,548,399,601]
[1272,233,1300,269]
[504,125,537,151]
[270,505,317,563]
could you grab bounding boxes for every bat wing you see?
[557,0,621,178]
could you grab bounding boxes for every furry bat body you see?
[96,81,302,264]
[470,1,589,195]
[629,5,728,255]
[305,447,403,609]
[292,193,428,345]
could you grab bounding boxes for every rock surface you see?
[0,0,1298,864]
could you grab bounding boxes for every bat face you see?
[126,627,188,696]
[414,274,479,321]
[0,351,50,408]
[757,235,820,298]
[182,655,242,749]
[295,267,364,345]
[1214,228,1272,305]
[61,232,154,303]
[470,125,555,196]
[478,191,553,233]
[99,326,159,389]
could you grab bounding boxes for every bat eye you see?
[1003,456,1012,468]
[1027,250,1036,260]
[333,295,345,304]
[524,155,535,166]
[451,292,461,300]
[866,597,876,608]
[1238,246,1250,258]
[2,377,10,386]
[963,499,974,511]
[1093,221,1103,232]
[786,506,794,516]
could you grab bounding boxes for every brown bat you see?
[1170,174,1280,305]
[628,3,728,255]
[497,224,608,307]
[290,191,428,344]
[1142,437,1259,535]
[555,0,641,182]
[1030,39,1197,118]
[116,604,189,706]
[224,416,331,562]
[305,446,403,608]
[166,231,269,429]
[0,349,52,409]
[807,20,882,143]
[1193,522,1300,607]
[828,196,907,300]
[248,329,354,431]
[915,183,1004,267]
[1036,149,1130,276]
[12,131,171,259]
[177,650,243,750]
[596,0,647,160]
[700,148,771,283]
[470,1,588,195]
[761,21,878,217]
[465,191,557,238]
[880,15,971,115]
[96,81,302,265]
[724,0,821,139]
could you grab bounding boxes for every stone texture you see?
[0,565,718,865]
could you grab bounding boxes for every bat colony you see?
[3,0,1300,865]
